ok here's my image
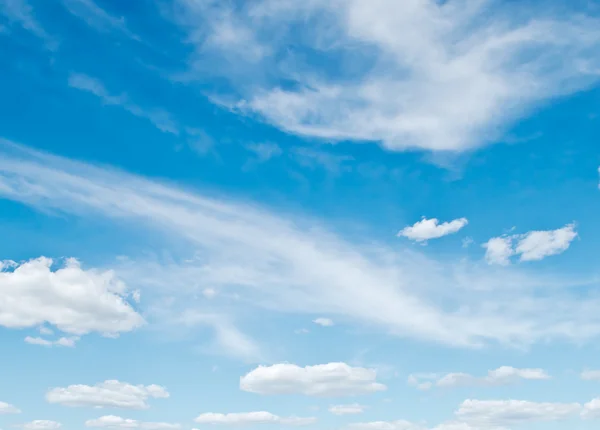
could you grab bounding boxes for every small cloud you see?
[461,237,474,248]
[294,328,309,334]
[483,223,578,265]
[313,317,334,327]
[245,142,282,162]
[398,217,468,243]
[328,404,365,415]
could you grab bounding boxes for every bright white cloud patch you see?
[410,366,550,390]
[46,380,169,409]
[313,317,334,327]
[240,362,386,397]
[455,399,581,426]
[19,421,62,430]
[174,0,600,152]
[582,398,600,419]
[397,217,468,242]
[483,223,577,265]
[85,416,180,430]
[0,257,143,336]
[194,412,315,426]
[328,404,365,415]
[0,401,21,414]
[515,223,578,261]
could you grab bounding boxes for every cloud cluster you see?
[2,141,600,353]
[173,0,600,152]
[408,366,550,390]
[194,412,315,426]
[46,380,169,409]
[240,363,386,397]
[483,223,578,265]
[0,257,143,337]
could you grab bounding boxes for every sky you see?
[1,0,600,429]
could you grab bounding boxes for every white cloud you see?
[483,223,577,265]
[0,257,143,337]
[313,317,334,327]
[18,421,62,430]
[2,141,600,348]
[0,401,21,414]
[581,370,600,381]
[173,0,600,153]
[515,223,578,261]
[482,237,514,266]
[46,380,169,409]
[398,217,468,242]
[85,416,180,430]
[194,412,316,426]
[240,362,386,397]
[24,336,79,347]
[410,366,549,390]
[39,326,54,335]
[68,74,180,135]
[348,420,423,430]
[455,399,581,427]
[329,404,365,415]
[582,398,600,419]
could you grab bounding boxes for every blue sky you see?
[1,0,600,429]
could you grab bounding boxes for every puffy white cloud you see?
[24,336,79,347]
[46,380,169,409]
[483,223,577,265]
[482,237,514,266]
[515,223,578,262]
[455,399,581,427]
[85,416,180,430]
[348,420,423,430]
[313,317,334,327]
[19,421,62,430]
[202,288,217,299]
[0,401,21,414]
[172,0,600,153]
[194,412,315,426]
[397,218,468,242]
[329,404,365,415]
[0,257,143,337]
[3,141,600,349]
[410,366,549,389]
[240,362,386,397]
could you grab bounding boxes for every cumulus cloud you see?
[194,412,315,426]
[172,0,600,153]
[18,421,62,430]
[455,399,581,427]
[313,318,334,327]
[85,416,180,430]
[398,217,468,242]
[483,223,577,265]
[409,366,550,390]
[2,141,600,349]
[0,257,143,337]
[46,380,169,409]
[24,336,79,347]
[240,362,386,397]
[0,401,21,414]
[582,398,600,419]
[329,404,365,415]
